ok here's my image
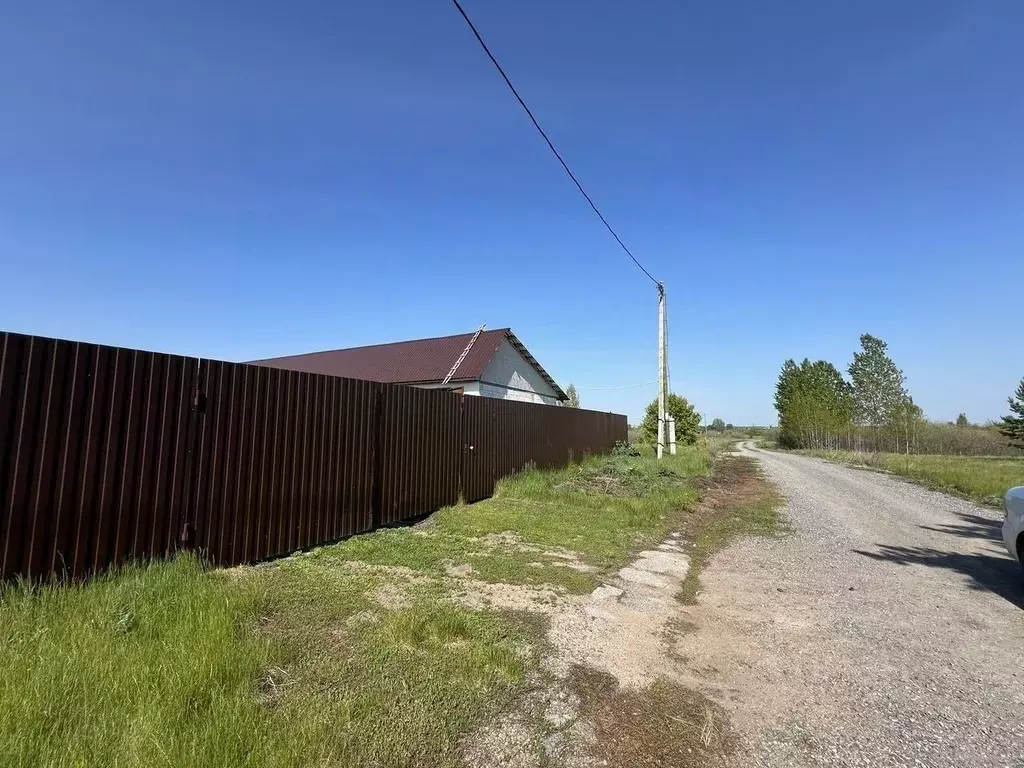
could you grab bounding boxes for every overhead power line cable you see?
[450,0,659,286]
[577,380,658,391]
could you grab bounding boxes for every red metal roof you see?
[249,329,567,400]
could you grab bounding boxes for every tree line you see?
[775,334,1024,455]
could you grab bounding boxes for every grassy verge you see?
[797,450,1024,506]
[563,453,785,767]
[675,454,786,603]
[436,445,708,567]
[0,446,710,768]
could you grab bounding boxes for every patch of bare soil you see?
[476,531,542,553]
[444,561,475,579]
[450,580,563,613]
[473,532,597,571]
[459,676,588,768]
[371,583,412,611]
[568,666,738,768]
[543,575,679,688]
[333,559,430,582]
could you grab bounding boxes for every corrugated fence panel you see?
[0,333,196,580]
[1,331,626,581]
[189,363,378,566]
[461,396,626,503]
[377,385,461,525]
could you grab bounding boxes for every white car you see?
[1003,486,1024,572]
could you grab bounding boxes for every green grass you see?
[245,559,534,767]
[0,555,535,768]
[308,527,597,594]
[0,555,274,767]
[436,447,708,568]
[300,445,709,593]
[799,450,1024,506]
[0,447,712,767]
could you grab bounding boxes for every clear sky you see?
[2,1,1021,425]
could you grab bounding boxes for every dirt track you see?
[672,444,1024,767]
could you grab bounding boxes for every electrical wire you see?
[450,0,660,287]
[576,380,658,391]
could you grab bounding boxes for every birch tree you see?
[565,384,580,409]
[775,358,853,449]
[848,334,908,428]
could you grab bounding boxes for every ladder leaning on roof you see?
[441,324,486,386]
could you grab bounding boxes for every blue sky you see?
[2,1,1021,424]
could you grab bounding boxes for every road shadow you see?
[853,544,1023,609]
[918,510,1004,541]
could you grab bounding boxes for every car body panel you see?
[1001,486,1024,563]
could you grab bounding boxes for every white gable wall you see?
[478,337,561,405]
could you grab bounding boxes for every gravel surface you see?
[671,444,1024,768]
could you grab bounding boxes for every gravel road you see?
[672,444,1024,768]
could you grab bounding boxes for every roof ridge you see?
[248,328,510,363]
[246,329,570,400]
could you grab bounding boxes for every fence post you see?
[370,385,384,530]
[179,357,205,551]
[457,394,465,502]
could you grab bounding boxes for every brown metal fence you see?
[0,332,626,581]
[462,396,622,502]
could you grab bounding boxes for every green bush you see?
[640,393,701,445]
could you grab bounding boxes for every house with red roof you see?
[249,328,567,406]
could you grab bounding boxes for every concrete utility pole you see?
[657,282,668,459]
[664,284,676,456]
